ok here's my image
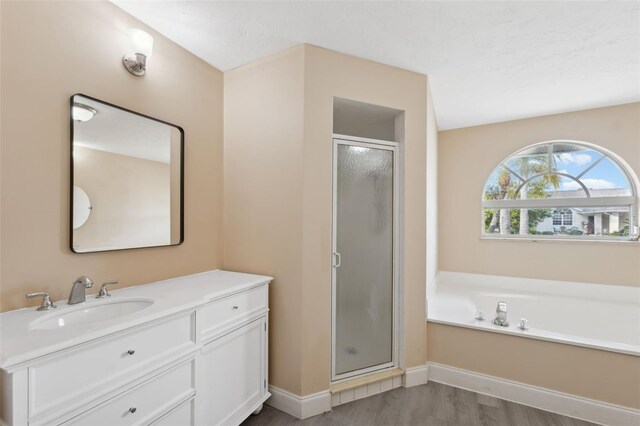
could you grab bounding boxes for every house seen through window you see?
[482,141,638,240]
[552,209,573,227]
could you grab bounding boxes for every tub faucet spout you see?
[493,301,509,327]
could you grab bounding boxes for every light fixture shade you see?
[72,103,97,122]
[127,29,153,58]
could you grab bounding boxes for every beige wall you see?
[332,98,400,141]
[426,85,438,295]
[73,146,171,251]
[225,45,428,396]
[431,103,640,410]
[224,46,306,394]
[428,323,640,409]
[0,1,223,312]
[438,103,640,286]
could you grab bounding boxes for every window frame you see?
[552,208,573,226]
[481,140,639,242]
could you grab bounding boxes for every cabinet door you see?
[200,318,266,426]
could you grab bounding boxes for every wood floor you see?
[241,382,597,426]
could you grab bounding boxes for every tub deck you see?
[428,272,640,356]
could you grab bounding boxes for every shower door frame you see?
[331,134,400,382]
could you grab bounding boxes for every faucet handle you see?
[519,318,529,331]
[96,280,119,299]
[26,292,56,311]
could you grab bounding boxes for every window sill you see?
[480,236,639,246]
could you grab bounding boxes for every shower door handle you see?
[333,252,341,268]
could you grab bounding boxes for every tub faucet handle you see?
[519,318,529,331]
[475,310,485,321]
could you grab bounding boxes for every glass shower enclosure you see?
[332,136,397,381]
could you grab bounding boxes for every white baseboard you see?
[403,364,428,388]
[427,362,640,426]
[266,385,331,419]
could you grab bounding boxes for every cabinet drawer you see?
[151,398,194,426]
[64,359,195,426]
[29,313,195,420]
[201,286,267,339]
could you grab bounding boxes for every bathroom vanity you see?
[0,270,272,426]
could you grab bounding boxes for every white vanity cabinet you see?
[30,313,197,424]
[0,270,271,426]
[198,285,269,425]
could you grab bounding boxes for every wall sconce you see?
[122,29,153,77]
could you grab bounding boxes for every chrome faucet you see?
[493,301,509,327]
[26,292,56,311]
[96,280,119,299]
[68,276,94,305]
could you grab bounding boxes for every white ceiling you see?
[74,95,173,163]
[112,1,640,130]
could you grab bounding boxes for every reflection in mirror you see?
[73,186,92,229]
[71,94,183,253]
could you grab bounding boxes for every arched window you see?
[482,141,639,240]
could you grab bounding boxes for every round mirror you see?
[73,186,92,229]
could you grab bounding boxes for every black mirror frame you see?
[69,93,185,253]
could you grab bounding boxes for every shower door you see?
[332,137,397,381]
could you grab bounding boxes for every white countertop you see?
[0,269,272,370]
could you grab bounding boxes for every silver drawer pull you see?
[127,349,136,355]
[232,305,239,310]
[129,407,137,414]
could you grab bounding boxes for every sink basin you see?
[30,298,154,330]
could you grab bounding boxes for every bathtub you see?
[428,272,640,356]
